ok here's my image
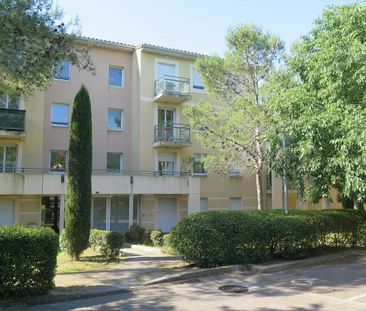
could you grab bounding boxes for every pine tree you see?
[65,85,92,260]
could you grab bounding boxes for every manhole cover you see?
[219,285,249,293]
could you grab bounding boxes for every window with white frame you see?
[0,93,20,109]
[51,103,69,126]
[200,198,208,212]
[193,153,207,175]
[158,152,176,176]
[109,66,124,87]
[108,108,123,130]
[192,69,204,91]
[0,145,17,173]
[107,152,123,173]
[49,150,67,172]
[54,61,70,80]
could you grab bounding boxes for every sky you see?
[56,0,357,55]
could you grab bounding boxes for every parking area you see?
[4,254,366,310]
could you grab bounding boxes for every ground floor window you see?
[92,195,139,233]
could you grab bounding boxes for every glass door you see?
[158,108,175,141]
[0,145,17,173]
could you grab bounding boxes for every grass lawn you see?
[57,248,120,274]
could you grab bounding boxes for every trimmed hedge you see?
[170,209,366,267]
[0,226,59,298]
[89,229,124,260]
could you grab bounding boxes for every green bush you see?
[161,233,177,255]
[143,230,152,245]
[0,226,59,298]
[59,229,70,254]
[150,230,164,246]
[125,224,145,243]
[89,229,124,260]
[171,209,366,267]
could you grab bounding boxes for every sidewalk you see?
[53,246,185,296]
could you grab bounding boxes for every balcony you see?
[0,108,26,137]
[153,75,191,104]
[0,169,193,195]
[154,123,191,148]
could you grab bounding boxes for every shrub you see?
[150,230,164,246]
[89,229,124,260]
[0,226,59,298]
[143,230,152,245]
[125,224,145,243]
[59,229,71,254]
[161,233,177,255]
[171,209,366,267]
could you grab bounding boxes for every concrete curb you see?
[145,264,243,285]
[247,249,366,274]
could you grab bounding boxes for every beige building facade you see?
[0,38,341,232]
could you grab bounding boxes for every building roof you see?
[137,43,206,59]
[77,37,135,52]
[77,36,206,59]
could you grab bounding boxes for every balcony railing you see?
[0,108,25,132]
[154,75,191,103]
[2,168,191,177]
[154,123,191,147]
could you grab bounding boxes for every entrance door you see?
[157,199,177,232]
[0,200,15,226]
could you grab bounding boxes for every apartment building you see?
[0,38,341,232]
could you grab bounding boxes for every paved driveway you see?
[4,254,366,310]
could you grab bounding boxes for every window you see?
[49,150,67,172]
[200,198,208,212]
[109,66,123,87]
[54,61,70,80]
[157,62,176,79]
[230,198,242,211]
[107,153,123,173]
[51,103,69,126]
[92,197,107,230]
[158,152,176,176]
[108,108,123,130]
[0,145,17,173]
[110,196,129,232]
[193,153,207,175]
[192,69,204,91]
[229,169,241,177]
[0,93,20,109]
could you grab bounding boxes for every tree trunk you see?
[255,170,264,210]
[74,253,80,261]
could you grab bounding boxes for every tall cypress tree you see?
[65,85,92,261]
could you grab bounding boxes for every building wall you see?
[43,45,133,171]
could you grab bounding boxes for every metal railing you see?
[0,168,191,177]
[154,75,191,97]
[0,108,26,131]
[154,123,191,145]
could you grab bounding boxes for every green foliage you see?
[269,3,366,205]
[89,229,124,260]
[0,0,93,96]
[150,230,164,247]
[125,224,145,244]
[185,25,284,210]
[161,233,177,255]
[65,86,92,260]
[0,226,58,298]
[59,229,70,254]
[170,210,365,267]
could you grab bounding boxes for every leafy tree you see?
[269,3,366,208]
[185,25,284,210]
[0,0,93,96]
[65,86,92,260]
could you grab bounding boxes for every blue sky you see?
[57,0,357,55]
